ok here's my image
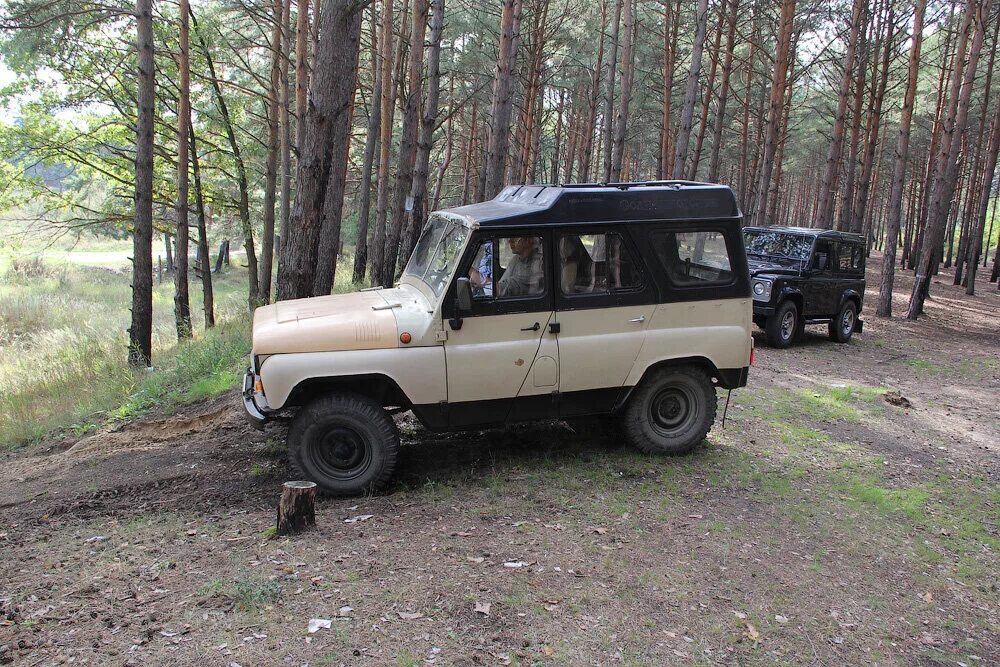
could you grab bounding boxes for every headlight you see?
[752,279,772,301]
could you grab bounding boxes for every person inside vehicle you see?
[469,240,493,296]
[497,236,544,297]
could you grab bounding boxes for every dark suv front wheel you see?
[765,300,798,348]
[287,393,400,496]
[622,365,716,456]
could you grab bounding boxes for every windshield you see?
[402,214,470,297]
[743,230,813,261]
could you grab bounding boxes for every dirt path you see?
[2,253,998,666]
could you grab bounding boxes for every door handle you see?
[629,316,646,323]
[521,322,540,331]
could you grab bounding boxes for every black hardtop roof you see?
[744,225,865,243]
[439,181,741,227]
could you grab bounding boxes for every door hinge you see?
[435,330,448,342]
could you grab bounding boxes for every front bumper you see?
[752,304,776,317]
[242,367,267,430]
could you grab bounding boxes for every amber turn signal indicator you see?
[254,378,264,392]
[400,332,412,344]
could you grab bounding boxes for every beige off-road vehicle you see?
[243,182,754,495]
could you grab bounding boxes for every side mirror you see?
[814,253,828,270]
[455,277,473,312]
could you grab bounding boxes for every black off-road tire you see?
[828,300,857,343]
[287,393,400,496]
[621,365,716,456]
[765,300,799,349]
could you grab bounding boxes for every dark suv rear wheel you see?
[622,365,716,456]
[765,300,798,348]
[828,300,857,343]
[288,393,399,496]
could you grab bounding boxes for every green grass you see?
[0,252,251,449]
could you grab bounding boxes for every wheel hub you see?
[651,387,693,432]
[781,310,795,339]
[842,309,854,335]
[312,426,371,480]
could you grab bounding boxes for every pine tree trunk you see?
[174,0,193,339]
[659,0,680,179]
[580,3,605,182]
[965,64,1000,294]
[708,0,740,183]
[382,0,429,285]
[907,0,986,319]
[601,0,623,181]
[279,0,292,268]
[689,14,724,180]
[748,0,795,226]
[481,0,523,200]
[368,0,397,285]
[815,0,865,229]
[190,125,215,328]
[400,0,445,269]
[260,0,283,303]
[353,4,382,284]
[193,11,260,308]
[276,0,366,301]
[130,0,155,367]
[609,0,634,181]
[672,0,709,179]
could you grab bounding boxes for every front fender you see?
[258,347,446,409]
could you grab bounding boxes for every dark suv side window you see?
[836,242,864,273]
[653,230,734,286]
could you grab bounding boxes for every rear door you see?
[443,233,557,427]
[806,238,838,318]
[553,230,657,416]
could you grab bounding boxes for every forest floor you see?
[1,253,998,667]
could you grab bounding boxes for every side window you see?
[813,240,833,271]
[464,236,546,301]
[836,243,863,272]
[558,233,641,295]
[653,230,734,286]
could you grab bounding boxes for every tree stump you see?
[276,481,317,536]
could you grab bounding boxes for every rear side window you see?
[836,243,863,272]
[653,230,734,286]
[557,233,642,295]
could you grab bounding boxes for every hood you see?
[252,290,400,354]
[747,256,804,277]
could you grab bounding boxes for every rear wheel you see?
[765,300,798,348]
[828,300,857,343]
[622,365,716,456]
[287,393,399,496]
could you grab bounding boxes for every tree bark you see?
[748,0,795,226]
[399,0,445,269]
[190,125,215,328]
[193,10,260,308]
[877,0,924,317]
[260,0,283,303]
[601,0,623,181]
[815,0,865,229]
[276,0,367,301]
[689,13,724,180]
[608,0,634,182]
[368,0,397,286]
[129,0,155,367]
[353,3,382,284]
[382,0,429,285]
[480,0,523,199]
[907,0,986,319]
[276,481,317,535]
[279,0,292,267]
[672,0,709,179]
[174,0,193,339]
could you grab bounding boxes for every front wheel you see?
[287,393,400,496]
[621,365,716,456]
[765,300,798,348]
[829,300,857,343]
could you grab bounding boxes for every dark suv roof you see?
[744,226,865,243]
[442,181,741,227]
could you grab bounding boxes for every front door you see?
[553,230,657,416]
[444,234,557,427]
[806,239,838,318]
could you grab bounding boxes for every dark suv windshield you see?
[743,230,813,261]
